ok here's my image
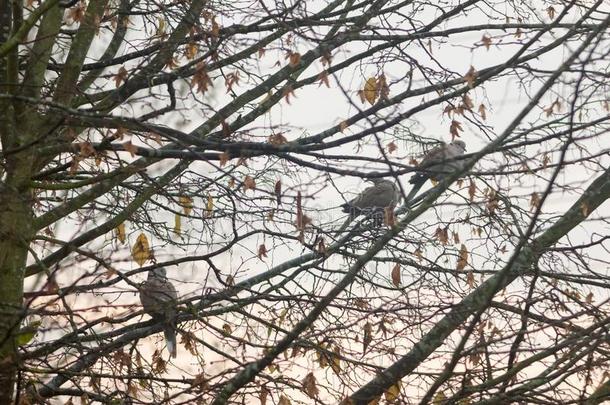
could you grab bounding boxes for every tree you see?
[1,0,609,403]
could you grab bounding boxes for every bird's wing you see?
[419,144,449,168]
[140,279,177,316]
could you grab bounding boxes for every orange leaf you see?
[131,233,151,267]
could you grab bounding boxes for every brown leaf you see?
[302,372,319,398]
[339,120,349,133]
[330,345,341,374]
[218,152,230,167]
[270,180,281,205]
[377,73,390,101]
[463,66,477,88]
[529,192,541,212]
[131,233,150,267]
[122,141,138,157]
[449,120,463,140]
[363,77,377,105]
[363,322,373,353]
[317,70,330,87]
[391,263,401,287]
[547,6,556,19]
[466,271,475,288]
[205,194,213,218]
[387,141,398,154]
[468,179,476,202]
[259,387,270,405]
[258,244,268,260]
[191,63,213,94]
[481,34,492,50]
[288,52,301,68]
[243,175,256,191]
[268,132,288,145]
[457,244,468,271]
[462,94,474,110]
[478,103,487,120]
[282,85,296,104]
[435,227,449,245]
[114,66,128,87]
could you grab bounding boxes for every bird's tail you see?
[163,324,177,358]
[404,182,424,207]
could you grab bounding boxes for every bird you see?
[404,140,467,204]
[335,173,401,236]
[139,267,178,358]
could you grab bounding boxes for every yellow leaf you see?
[206,194,214,217]
[179,195,193,215]
[116,223,126,244]
[363,77,377,105]
[278,395,291,405]
[384,380,402,402]
[433,392,447,404]
[174,213,181,235]
[131,233,150,267]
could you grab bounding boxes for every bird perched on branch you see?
[404,140,467,204]
[140,267,178,358]
[335,174,401,236]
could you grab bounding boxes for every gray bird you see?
[139,267,178,358]
[405,140,467,204]
[335,174,401,236]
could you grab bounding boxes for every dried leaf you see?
[268,132,288,145]
[258,244,268,260]
[463,66,477,88]
[278,395,291,405]
[478,103,487,121]
[288,52,301,68]
[179,196,193,215]
[363,77,377,105]
[449,120,463,140]
[174,213,181,235]
[330,345,341,374]
[481,34,492,50]
[131,233,150,267]
[384,380,402,402]
[122,141,138,157]
[530,192,541,212]
[466,271,475,288]
[363,322,373,353]
[547,6,556,19]
[259,387,270,405]
[387,141,398,154]
[318,70,330,87]
[339,120,349,133]
[384,206,395,227]
[302,372,319,398]
[432,391,447,404]
[274,180,282,205]
[116,223,126,244]
[435,227,449,245]
[243,175,256,191]
[391,263,401,287]
[206,194,213,217]
[457,244,468,271]
[468,179,476,202]
[114,66,128,87]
